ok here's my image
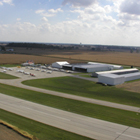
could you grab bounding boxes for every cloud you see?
[120,0,140,15]
[35,8,63,17]
[0,0,13,5]
[17,18,21,21]
[48,8,63,13]
[62,0,97,7]
[42,17,48,22]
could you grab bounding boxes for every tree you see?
[1,46,6,51]
[130,48,133,53]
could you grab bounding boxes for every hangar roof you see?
[96,68,138,75]
[99,73,124,78]
[55,61,69,65]
[63,63,112,69]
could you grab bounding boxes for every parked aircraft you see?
[24,72,30,75]
[47,70,52,74]
[30,73,36,76]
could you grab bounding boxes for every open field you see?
[1,51,140,67]
[0,54,83,65]
[0,109,91,140]
[22,76,140,107]
[47,51,140,67]
[0,83,140,128]
[116,80,140,93]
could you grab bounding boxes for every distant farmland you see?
[47,51,140,67]
[1,51,140,67]
[0,54,82,65]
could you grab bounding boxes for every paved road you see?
[1,93,140,140]
[0,67,140,113]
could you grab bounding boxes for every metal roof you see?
[96,68,138,75]
[99,73,124,78]
[55,61,69,65]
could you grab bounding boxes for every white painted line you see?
[116,132,140,140]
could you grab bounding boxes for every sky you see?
[0,0,140,46]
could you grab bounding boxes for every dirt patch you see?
[0,124,30,140]
[116,81,140,93]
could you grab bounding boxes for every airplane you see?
[30,67,35,70]
[47,70,52,74]
[41,69,46,72]
[24,72,30,75]
[7,68,13,71]
[2,70,6,73]
[17,70,24,73]
[30,73,36,76]
[35,68,40,71]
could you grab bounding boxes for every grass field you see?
[0,72,18,79]
[0,83,140,129]
[22,76,140,107]
[0,109,92,140]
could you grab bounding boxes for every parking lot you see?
[0,66,72,81]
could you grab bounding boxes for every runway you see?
[0,93,140,140]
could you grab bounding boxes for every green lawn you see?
[0,64,20,67]
[0,72,18,79]
[0,109,92,140]
[0,83,140,129]
[22,76,140,107]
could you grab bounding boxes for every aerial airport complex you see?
[1,60,140,86]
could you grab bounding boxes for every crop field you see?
[0,54,81,65]
[47,51,140,67]
[1,51,140,67]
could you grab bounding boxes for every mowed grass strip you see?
[0,109,92,140]
[22,76,140,107]
[0,83,140,129]
[0,72,18,79]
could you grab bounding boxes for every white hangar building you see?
[62,62,122,73]
[98,68,140,85]
[52,61,69,68]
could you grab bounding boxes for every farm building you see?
[63,62,120,73]
[98,68,140,85]
[52,61,69,68]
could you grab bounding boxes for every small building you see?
[52,61,69,68]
